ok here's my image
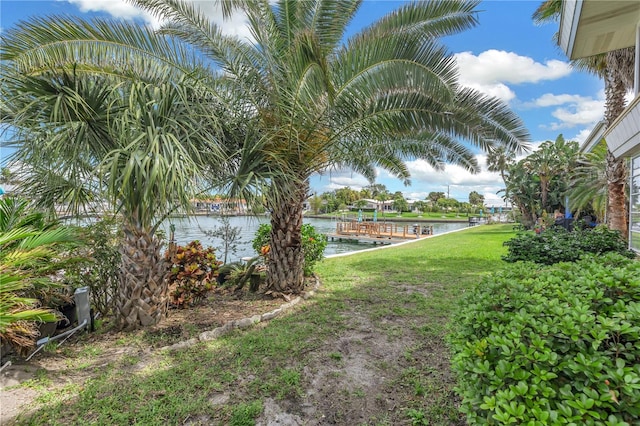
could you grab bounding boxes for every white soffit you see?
[561,0,640,60]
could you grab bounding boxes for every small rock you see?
[261,309,282,321]
[199,326,228,341]
[163,338,198,351]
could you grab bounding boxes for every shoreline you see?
[179,212,475,224]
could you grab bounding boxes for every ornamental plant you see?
[502,226,635,265]
[252,224,328,276]
[165,241,220,308]
[450,253,640,425]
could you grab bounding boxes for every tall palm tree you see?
[533,0,633,239]
[2,0,530,297]
[486,145,515,200]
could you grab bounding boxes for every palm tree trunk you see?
[115,224,168,330]
[606,150,628,240]
[604,61,629,240]
[265,182,307,294]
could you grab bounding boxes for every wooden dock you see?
[328,221,433,244]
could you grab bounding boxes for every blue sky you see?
[0,0,606,206]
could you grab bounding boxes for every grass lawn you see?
[11,224,517,426]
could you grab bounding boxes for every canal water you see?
[163,216,467,262]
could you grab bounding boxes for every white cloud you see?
[529,93,588,107]
[454,50,572,102]
[313,170,371,193]
[529,92,605,130]
[572,127,596,144]
[64,0,157,24]
[62,0,252,38]
[549,100,604,129]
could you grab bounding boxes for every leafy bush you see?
[165,241,220,307]
[450,254,640,425]
[64,218,121,317]
[502,226,635,265]
[252,223,328,276]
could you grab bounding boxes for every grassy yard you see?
[11,224,517,426]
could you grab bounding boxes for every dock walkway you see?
[328,221,433,244]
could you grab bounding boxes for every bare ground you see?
[1,280,464,425]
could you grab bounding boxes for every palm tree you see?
[1,68,223,329]
[524,135,578,213]
[569,140,608,220]
[486,146,515,190]
[2,0,530,296]
[533,0,634,239]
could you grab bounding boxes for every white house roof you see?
[560,0,640,60]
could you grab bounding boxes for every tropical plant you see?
[0,198,80,353]
[165,241,220,308]
[392,196,409,213]
[253,223,327,277]
[533,0,634,239]
[486,145,515,198]
[0,63,225,329]
[1,0,530,297]
[522,134,578,212]
[504,135,578,228]
[569,140,608,220]
[468,190,484,207]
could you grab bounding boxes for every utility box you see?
[74,287,91,331]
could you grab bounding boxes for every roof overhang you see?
[579,120,607,153]
[560,0,640,60]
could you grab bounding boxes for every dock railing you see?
[334,221,433,240]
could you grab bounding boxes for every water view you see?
[163,215,468,262]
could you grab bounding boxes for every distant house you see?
[354,199,395,212]
[559,1,640,252]
[191,198,249,215]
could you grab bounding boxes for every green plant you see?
[502,226,635,265]
[202,216,243,264]
[450,253,640,424]
[229,400,262,426]
[165,241,220,307]
[252,224,328,276]
[64,218,122,317]
[0,198,81,353]
[406,408,429,425]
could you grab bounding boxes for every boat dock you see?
[328,221,433,244]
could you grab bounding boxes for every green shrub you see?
[252,223,328,276]
[65,218,121,317]
[450,254,640,425]
[502,226,635,265]
[165,241,220,307]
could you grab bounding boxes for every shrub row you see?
[450,254,640,425]
[502,226,635,265]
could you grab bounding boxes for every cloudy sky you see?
[0,0,605,206]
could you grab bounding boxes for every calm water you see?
[162,215,467,263]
